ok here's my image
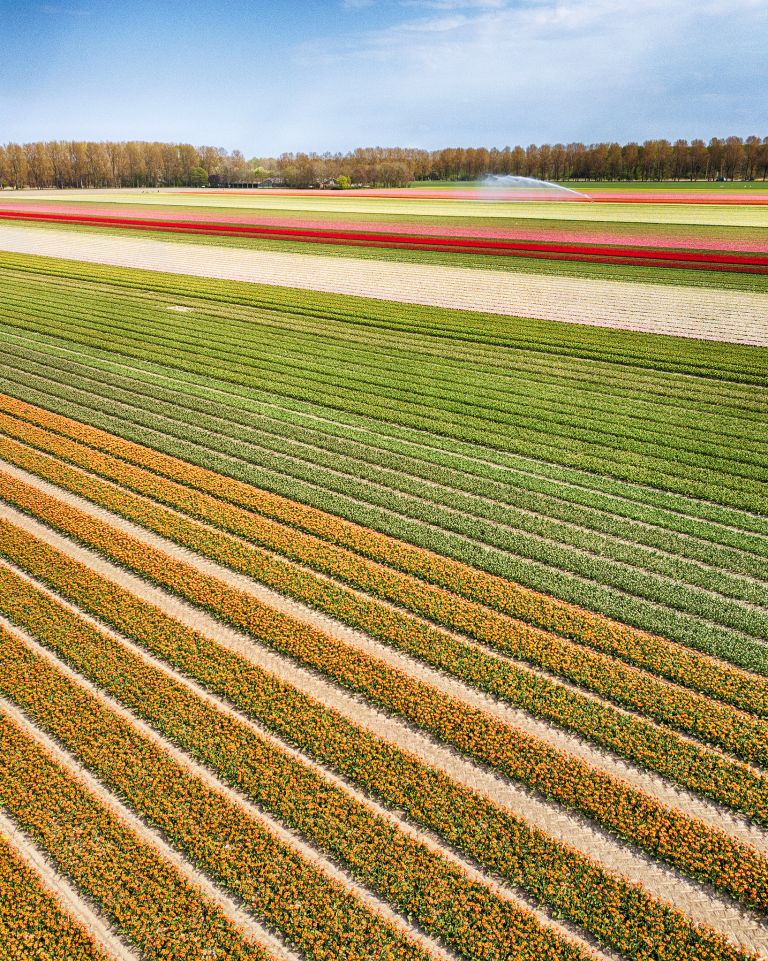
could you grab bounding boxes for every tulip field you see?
[0,186,766,961]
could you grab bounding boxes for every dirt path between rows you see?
[4,556,609,960]
[6,618,449,961]
[1,458,763,851]
[0,680,299,961]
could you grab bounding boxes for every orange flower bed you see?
[0,425,766,827]
[0,564,594,961]
[2,392,762,717]
[0,624,434,961]
[0,532,752,961]
[0,706,275,961]
[0,831,108,961]
[0,480,765,913]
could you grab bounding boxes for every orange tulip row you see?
[1,390,762,718]
[0,623,435,961]
[0,528,752,961]
[1,426,765,828]
[0,830,108,961]
[0,480,765,917]
[0,706,275,961]
[0,413,763,772]
[0,563,593,961]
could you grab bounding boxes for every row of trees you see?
[0,141,253,189]
[269,137,768,186]
[2,136,767,189]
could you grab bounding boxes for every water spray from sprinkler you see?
[480,175,590,200]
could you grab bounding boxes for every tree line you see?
[1,136,767,189]
[271,138,768,186]
[0,141,252,189]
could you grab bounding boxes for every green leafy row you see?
[4,369,767,672]
[0,284,763,505]
[2,421,766,805]
[1,253,765,385]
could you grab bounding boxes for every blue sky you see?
[1,0,766,154]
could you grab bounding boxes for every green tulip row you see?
[0,280,760,483]
[0,286,763,519]
[0,258,761,508]
[0,251,763,389]
[4,355,767,644]
[5,332,767,578]
[2,363,765,673]
[3,392,766,714]
[1,420,766,831]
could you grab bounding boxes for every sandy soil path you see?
[0,688,299,961]
[0,458,762,853]
[3,557,608,960]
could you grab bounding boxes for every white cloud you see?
[279,0,767,150]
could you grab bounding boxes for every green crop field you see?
[0,186,767,961]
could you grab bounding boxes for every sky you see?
[1,0,766,155]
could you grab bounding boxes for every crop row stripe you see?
[9,367,768,688]
[4,284,762,442]
[7,331,768,544]
[5,325,766,570]
[3,285,761,481]
[0,561,609,961]
[3,458,764,871]
[1,430,766,833]
[3,260,761,415]
[5,559,627,961]
[0,700,281,961]
[7,294,759,455]
[2,290,761,503]
[2,251,765,391]
[3,208,767,268]
[0,472,765,911]
[1,686,301,961]
[0,622,443,961]
[6,356,767,642]
[0,518,762,961]
[0,285,764,517]
[0,409,763,772]
[6,618,457,961]
[2,390,762,711]
[0,814,119,961]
